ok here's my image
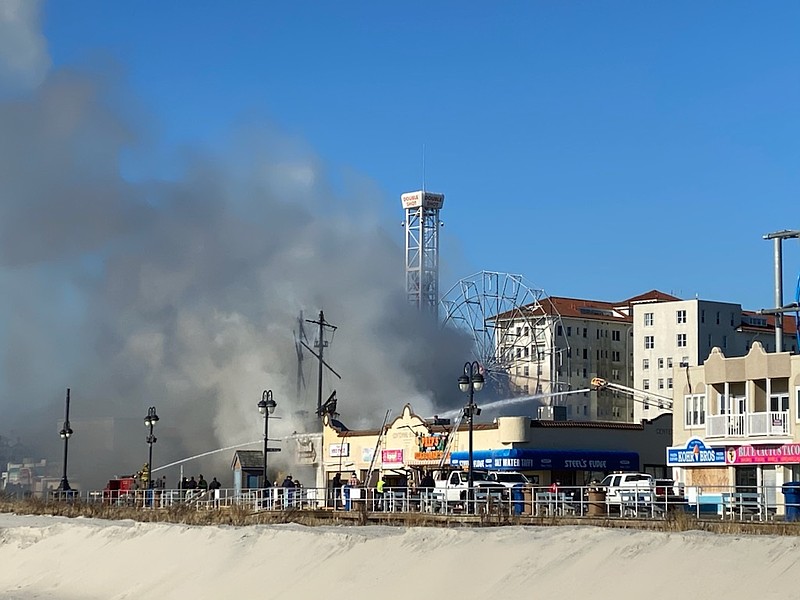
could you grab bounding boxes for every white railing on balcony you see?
[706,411,790,438]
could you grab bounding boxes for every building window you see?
[567,326,572,336]
[684,394,706,427]
[643,358,649,370]
[516,347,522,358]
[644,313,654,326]
[645,336,655,349]
[612,368,620,380]
[667,357,673,368]
[596,350,601,361]
[722,335,727,349]
[516,327,522,336]
[524,365,530,377]
[658,357,664,369]
[701,310,705,323]
[612,330,621,341]
[658,378,664,390]
[524,327,529,336]
[612,351,620,361]
[716,311,720,325]
[677,310,687,324]
[643,379,650,390]
[677,333,687,347]
[557,325,563,336]
[582,348,588,360]
[524,346,529,357]
[583,328,587,338]
[796,387,800,422]
[667,377,673,389]
[770,393,788,412]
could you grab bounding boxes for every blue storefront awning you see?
[449,448,639,471]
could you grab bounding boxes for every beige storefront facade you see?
[670,341,800,513]
[320,403,671,500]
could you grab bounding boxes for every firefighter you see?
[139,463,150,489]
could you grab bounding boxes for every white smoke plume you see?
[0,0,50,92]
[0,2,471,488]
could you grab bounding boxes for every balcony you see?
[706,411,791,439]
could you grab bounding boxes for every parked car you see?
[654,478,687,510]
[486,471,531,488]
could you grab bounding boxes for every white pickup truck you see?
[431,469,506,512]
[599,473,654,513]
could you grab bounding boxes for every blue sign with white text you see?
[667,438,725,466]
[450,448,638,471]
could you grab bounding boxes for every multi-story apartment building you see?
[504,291,673,422]
[633,299,798,423]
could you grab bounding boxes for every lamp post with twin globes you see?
[458,361,484,514]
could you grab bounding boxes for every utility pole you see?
[303,310,341,420]
[762,229,800,352]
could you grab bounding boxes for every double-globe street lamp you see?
[258,390,277,487]
[144,406,159,491]
[56,388,73,493]
[458,361,484,514]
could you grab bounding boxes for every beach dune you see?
[0,514,798,599]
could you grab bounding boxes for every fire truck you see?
[103,475,137,505]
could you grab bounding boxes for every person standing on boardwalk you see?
[332,472,342,508]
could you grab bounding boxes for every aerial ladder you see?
[590,377,673,411]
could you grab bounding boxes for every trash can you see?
[343,485,351,511]
[522,486,533,516]
[588,487,607,516]
[512,486,524,515]
[782,482,800,521]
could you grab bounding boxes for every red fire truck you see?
[103,475,137,505]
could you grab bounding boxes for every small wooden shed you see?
[231,450,263,495]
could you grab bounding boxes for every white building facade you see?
[633,298,797,423]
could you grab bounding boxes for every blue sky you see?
[43,1,800,310]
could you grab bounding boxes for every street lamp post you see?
[258,390,277,487]
[144,406,159,491]
[57,388,73,494]
[458,361,484,514]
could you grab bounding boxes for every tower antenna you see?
[422,143,426,193]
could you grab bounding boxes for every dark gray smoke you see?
[0,1,472,489]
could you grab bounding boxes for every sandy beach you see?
[1,514,798,599]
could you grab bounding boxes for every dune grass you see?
[2,496,800,535]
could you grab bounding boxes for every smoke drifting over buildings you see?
[0,2,470,488]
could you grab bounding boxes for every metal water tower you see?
[401,190,444,314]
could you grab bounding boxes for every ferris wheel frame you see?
[440,271,568,395]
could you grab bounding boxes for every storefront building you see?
[671,341,800,512]
[321,403,671,494]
